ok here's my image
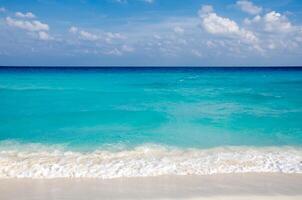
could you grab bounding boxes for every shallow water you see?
[0,67,302,178]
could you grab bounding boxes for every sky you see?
[0,0,302,66]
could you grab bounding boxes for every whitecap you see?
[0,143,301,179]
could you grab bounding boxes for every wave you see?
[0,143,301,179]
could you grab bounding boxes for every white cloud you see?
[2,2,302,65]
[242,10,302,51]
[69,26,126,44]
[236,0,262,15]
[105,32,125,43]
[5,16,52,41]
[6,17,49,32]
[104,45,134,56]
[38,31,52,40]
[174,26,184,34]
[263,11,293,33]
[69,26,99,41]
[199,5,258,43]
[243,15,261,25]
[79,30,99,41]
[105,48,123,56]
[244,11,294,33]
[15,12,36,19]
[69,26,78,34]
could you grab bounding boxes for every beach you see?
[1,0,302,198]
[1,174,302,200]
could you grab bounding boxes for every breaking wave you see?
[0,142,301,179]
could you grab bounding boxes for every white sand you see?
[0,173,302,200]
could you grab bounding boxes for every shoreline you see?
[1,173,302,199]
[1,144,301,178]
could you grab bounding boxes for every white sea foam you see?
[0,144,301,179]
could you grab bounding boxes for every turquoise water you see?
[1,67,302,178]
[1,67,302,150]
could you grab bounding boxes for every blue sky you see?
[0,0,302,66]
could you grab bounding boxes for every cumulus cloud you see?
[244,11,295,33]
[6,17,49,32]
[5,16,52,41]
[104,45,135,56]
[105,32,125,43]
[199,5,258,44]
[263,11,293,33]
[69,26,78,33]
[105,48,123,56]
[236,0,262,15]
[15,12,36,19]
[69,26,126,43]
[1,1,302,65]
[38,31,52,40]
[79,30,99,41]
[242,9,302,51]
[69,26,99,41]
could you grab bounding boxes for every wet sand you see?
[0,173,302,200]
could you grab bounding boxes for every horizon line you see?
[1,66,302,68]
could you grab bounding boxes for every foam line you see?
[0,144,301,178]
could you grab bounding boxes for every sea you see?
[0,67,302,178]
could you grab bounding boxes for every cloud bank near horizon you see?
[0,0,302,66]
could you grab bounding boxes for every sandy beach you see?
[1,173,302,200]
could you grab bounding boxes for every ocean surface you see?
[0,67,302,178]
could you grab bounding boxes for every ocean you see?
[0,67,302,178]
